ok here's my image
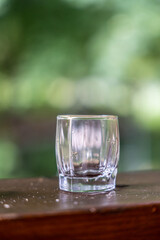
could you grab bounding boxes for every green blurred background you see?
[0,0,160,178]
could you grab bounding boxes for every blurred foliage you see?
[0,0,160,177]
[0,140,19,177]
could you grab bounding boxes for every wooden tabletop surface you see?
[0,170,160,239]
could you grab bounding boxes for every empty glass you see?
[56,115,120,193]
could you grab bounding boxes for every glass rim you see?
[57,115,118,120]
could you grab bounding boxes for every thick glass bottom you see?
[59,169,117,193]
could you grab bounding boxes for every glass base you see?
[59,169,117,193]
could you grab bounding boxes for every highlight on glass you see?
[55,115,120,193]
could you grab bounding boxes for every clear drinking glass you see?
[56,115,120,193]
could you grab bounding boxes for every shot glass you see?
[56,115,120,193]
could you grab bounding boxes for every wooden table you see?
[0,171,160,239]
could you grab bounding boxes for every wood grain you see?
[0,170,160,239]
